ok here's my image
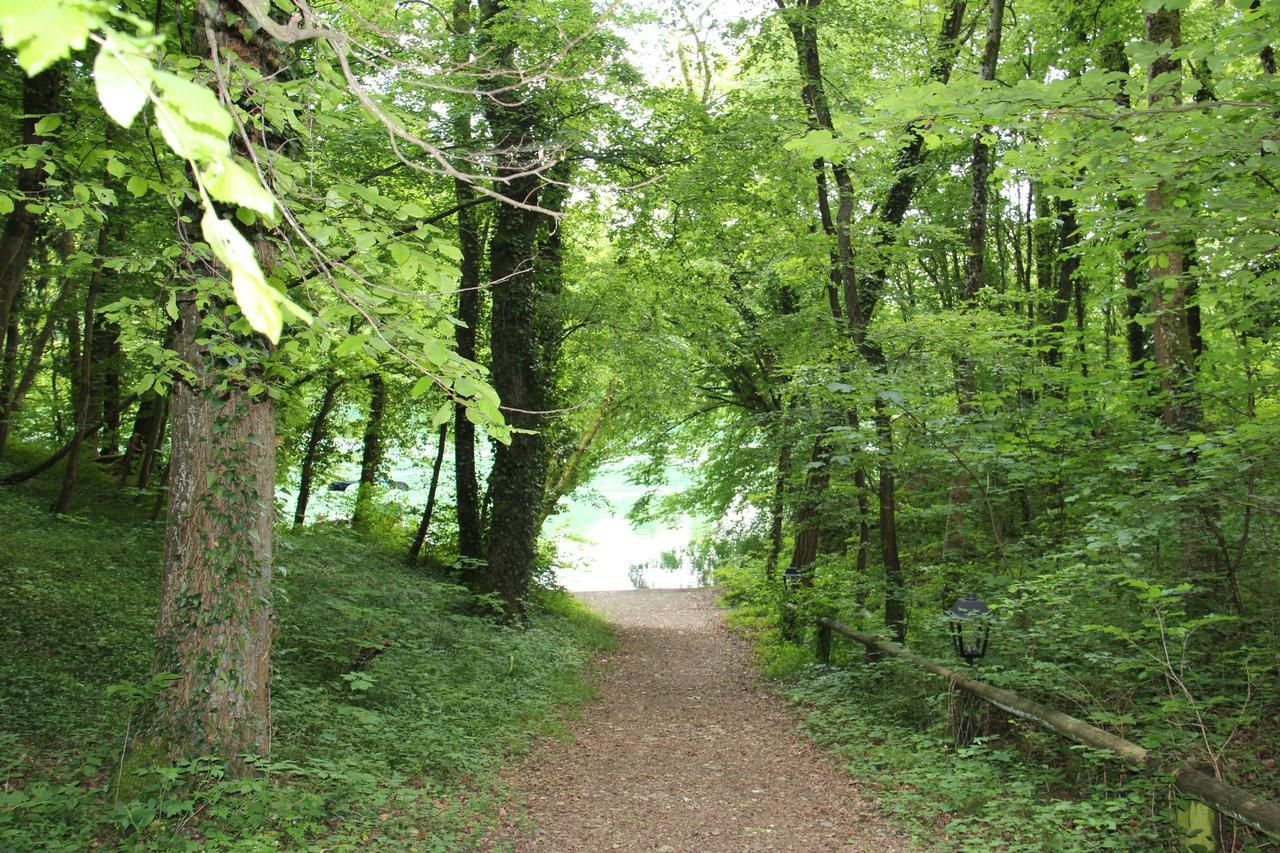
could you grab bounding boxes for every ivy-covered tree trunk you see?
[154,289,275,771]
[483,175,545,618]
[485,171,568,619]
[152,0,281,772]
[477,0,563,620]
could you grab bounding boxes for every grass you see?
[0,446,615,850]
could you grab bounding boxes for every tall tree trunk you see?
[352,372,387,530]
[0,305,18,457]
[1097,38,1150,377]
[775,0,849,586]
[51,226,108,514]
[483,167,561,619]
[478,0,563,619]
[452,0,484,561]
[874,394,906,643]
[409,423,449,563]
[1140,5,1220,602]
[292,378,342,530]
[152,1,281,773]
[1144,7,1197,433]
[945,0,1004,557]
[854,1,968,642]
[775,0,967,638]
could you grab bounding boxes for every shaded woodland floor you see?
[488,589,907,852]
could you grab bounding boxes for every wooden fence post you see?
[816,622,832,663]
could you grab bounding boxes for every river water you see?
[281,454,708,592]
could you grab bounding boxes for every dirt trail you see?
[489,588,907,852]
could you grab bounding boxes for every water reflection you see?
[625,543,716,590]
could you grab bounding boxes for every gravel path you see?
[488,588,907,852]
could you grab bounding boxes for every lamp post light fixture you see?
[783,562,804,592]
[947,593,990,666]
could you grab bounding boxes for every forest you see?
[0,0,1278,849]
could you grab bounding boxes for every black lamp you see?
[783,562,804,592]
[947,593,990,665]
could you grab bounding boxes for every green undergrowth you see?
[0,448,614,850]
[716,562,1186,852]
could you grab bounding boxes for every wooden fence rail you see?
[786,605,1280,840]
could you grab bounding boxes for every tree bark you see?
[856,1,967,642]
[478,0,563,619]
[93,316,122,456]
[1045,197,1081,370]
[409,423,449,563]
[154,291,274,770]
[292,377,342,530]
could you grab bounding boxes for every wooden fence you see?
[785,604,1280,843]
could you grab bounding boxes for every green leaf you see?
[389,243,412,266]
[154,100,228,162]
[126,175,148,198]
[58,206,84,228]
[201,210,282,343]
[152,71,232,137]
[201,156,275,220]
[782,128,847,161]
[0,195,12,215]
[0,0,103,75]
[94,41,153,128]
[33,114,62,134]
[431,400,452,427]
